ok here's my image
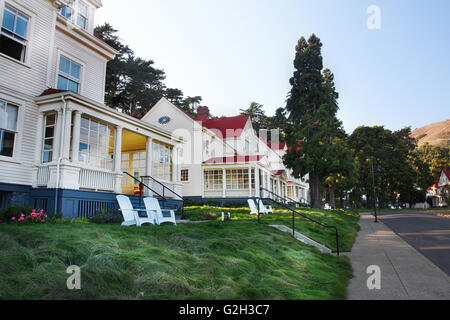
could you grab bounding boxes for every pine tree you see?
[284,35,345,208]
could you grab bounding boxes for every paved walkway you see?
[346,212,450,300]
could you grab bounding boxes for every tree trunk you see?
[311,170,322,208]
[329,186,336,209]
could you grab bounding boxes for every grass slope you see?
[0,218,354,300]
[184,207,360,252]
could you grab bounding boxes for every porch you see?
[32,92,183,215]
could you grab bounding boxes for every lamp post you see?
[371,157,378,223]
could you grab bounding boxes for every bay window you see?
[79,116,114,170]
[0,5,29,62]
[226,169,254,190]
[42,113,56,163]
[204,170,223,191]
[57,56,81,94]
[0,99,18,158]
[152,142,172,181]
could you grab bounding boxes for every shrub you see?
[88,209,123,224]
[0,205,35,223]
[4,209,49,224]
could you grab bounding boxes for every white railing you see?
[36,166,50,186]
[79,168,115,191]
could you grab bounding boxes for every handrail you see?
[123,172,185,216]
[259,187,340,255]
[122,171,166,200]
[260,187,306,206]
[140,175,184,202]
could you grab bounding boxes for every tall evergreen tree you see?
[284,35,344,208]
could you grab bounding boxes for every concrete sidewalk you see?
[346,212,450,300]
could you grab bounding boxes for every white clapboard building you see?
[0,0,309,218]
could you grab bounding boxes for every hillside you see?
[411,119,450,147]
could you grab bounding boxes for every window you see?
[58,56,81,93]
[152,142,172,181]
[79,116,115,169]
[181,169,189,182]
[60,0,89,30]
[0,99,18,158]
[42,113,56,163]
[0,5,29,62]
[204,170,223,191]
[226,169,250,190]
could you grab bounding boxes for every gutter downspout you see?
[54,95,68,215]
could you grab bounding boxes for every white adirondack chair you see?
[143,197,177,226]
[248,199,259,215]
[116,195,157,227]
[259,200,273,214]
[248,199,273,215]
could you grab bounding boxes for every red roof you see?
[444,166,450,180]
[200,115,249,138]
[39,88,67,97]
[271,170,285,176]
[203,155,264,164]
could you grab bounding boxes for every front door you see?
[121,151,146,195]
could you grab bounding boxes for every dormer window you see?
[57,56,81,94]
[60,0,89,31]
[0,5,29,62]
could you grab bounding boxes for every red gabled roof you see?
[203,155,264,164]
[427,180,439,191]
[444,166,450,180]
[200,115,249,138]
[271,170,285,176]
[39,88,67,97]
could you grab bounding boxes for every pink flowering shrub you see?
[10,209,48,224]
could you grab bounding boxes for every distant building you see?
[427,167,450,207]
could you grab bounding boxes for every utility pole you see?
[371,157,378,223]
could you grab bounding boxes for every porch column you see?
[255,167,260,198]
[71,111,82,163]
[222,168,226,198]
[277,178,281,198]
[145,137,153,176]
[53,109,63,161]
[114,126,123,193]
[34,112,44,163]
[114,126,123,172]
[62,108,73,160]
[248,167,252,197]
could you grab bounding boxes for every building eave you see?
[35,91,183,143]
[56,16,118,60]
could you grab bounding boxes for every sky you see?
[96,0,450,134]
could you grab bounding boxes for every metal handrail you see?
[260,187,305,206]
[123,172,185,216]
[140,175,184,202]
[259,187,340,255]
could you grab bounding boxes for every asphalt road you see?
[377,210,450,276]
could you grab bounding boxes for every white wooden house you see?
[142,99,310,205]
[0,0,183,217]
[0,0,309,218]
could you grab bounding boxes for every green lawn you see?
[184,206,360,252]
[0,208,358,300]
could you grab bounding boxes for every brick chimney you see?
[196,106,210,121]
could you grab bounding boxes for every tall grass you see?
[0,220,353,300]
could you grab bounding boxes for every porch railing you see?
[79,168,115,191]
